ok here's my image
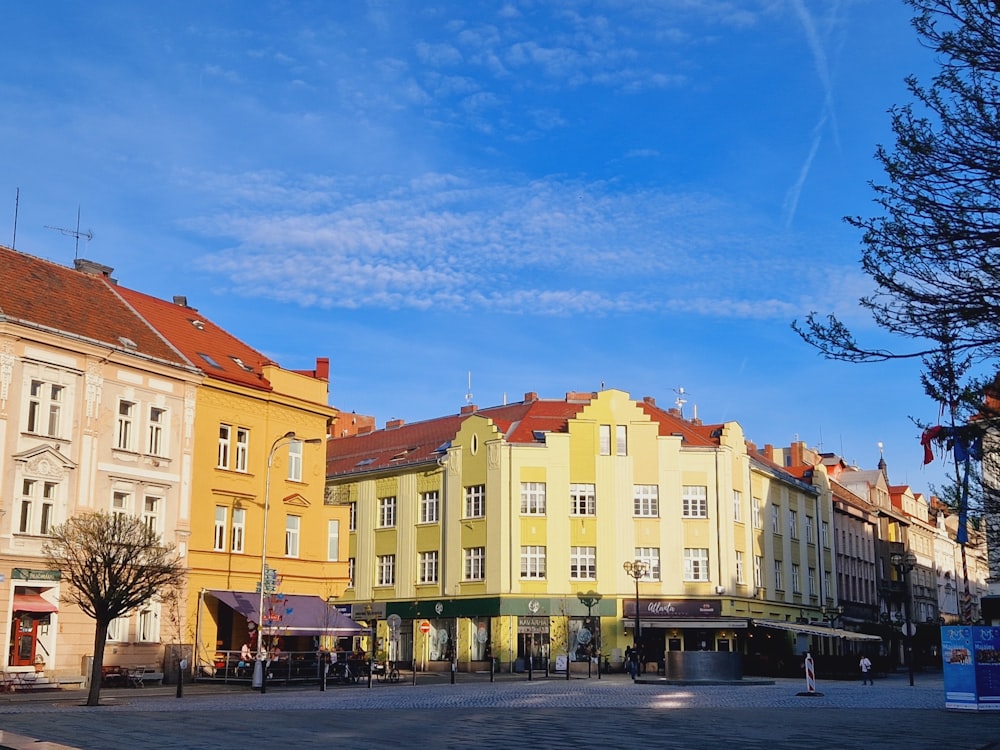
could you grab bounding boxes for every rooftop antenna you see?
[465,371,473,406]
[12,187,19,249]
[674,386,688,417]
[45,205,93,259]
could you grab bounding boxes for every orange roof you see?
[111,284,272,391]
[0,246,189,367]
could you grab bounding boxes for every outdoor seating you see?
[127,666,146,688]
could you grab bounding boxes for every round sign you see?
[576,628,592,645]
[419,620,431,634]
[387,613,402,631]
[903,622,918,637]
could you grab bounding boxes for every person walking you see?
[859,655,873,685]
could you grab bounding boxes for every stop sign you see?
[419,620,431,634]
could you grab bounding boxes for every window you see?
[349,502,357,531]
[18,479,57,535]
[235,427,250,472]
[378,496,397,528]
[285,515,300,557]
[791,563,801,593]
[789,509,798,539]
[570,546,596,580]
[418,551,439,584]
[774,560,784,590]
[138,603,160,642]
[633,485,659,517]
[142,494,161,534]
[599,424,611,455]
[420,491,439,523]
[754,555,763,588]
[348,558,356,587]
[684,548,709,581]
[520,546,547,579]
[377,554,396,586]
[464,547,486,581]
[232,507,245,553]
[616,425,627,455]
[771,505,781,533]
[116,400,135,451]
[570,483,596,516]
[218,424,232,469]
[733,490,743,522]
[465,484,485,518]
[682,485,708,518]
[112,489,131,517]
[288,440,303,481]
[327,519,340,561]
[824,571,832,597]
[106,615,129,642]
[821,521,830,548]
[808,567,817,596]
[146,406,166,455]
[26,379,63,437]
[735,551,745,584]
[635,547,660,580]
[752,497,762,528]
[520,482,546,515]
[805,515,814,543]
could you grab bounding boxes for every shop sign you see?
[623,599,721,619]
[517,616,550,633]
[12,568,61,581]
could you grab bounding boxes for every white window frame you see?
[235,427,250,472]
[349,502,357,531]
[116,399,136,451]
[754,555,763,588]
[821,521,830,548]
[106,615,129,643]
[683,548,709,581]
[520,545,546,579]
[327,519,340,561]
[774,559,784,590]
[808,566,817,596]
[285,514,300,557]
[599,424,611,456]
[420,491,439,523]
[464,484,485,518]
[231,507,246,553]
[733,490,743,522]
[772,505,781,533]
[137,602,160,642]
[378,496,397,528]
[142,493,162,535]
[616,425,627,456]
[789,509,798,539]
[418,551,438,584]
[288,440,303,482]
[112,489,132,517]
[752,497,762,528]
[735,550,745,584]
[682,485,708,518]
[147,406,166,456]
[218,424,232,469]
[214,506,229,551]
[18,479,58,536]
[569,546,596,580]
[791,563,801,593]
[570,483,596,516]
[805,515,814,543]
[633,485,659,517]
[378,554,396,586]
[520,482,546,515]
[635,547,660,581]
[464,547,486,581]
[27,379,64,438]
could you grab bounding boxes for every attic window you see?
[355,457,376,467]
[532,430,548,441]
[198,352,224,369]
[231,356,254,372]
[391,447,417,462]
[190,319,205,330]
[434,441,451,454]
[118,336,137,349]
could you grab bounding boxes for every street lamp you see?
[820,604,844,627]
[254,431,324,694]
[622,560,648,679]
[577,590,602,679]
[890,550,918,687]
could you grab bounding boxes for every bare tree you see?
[41,511,186,706]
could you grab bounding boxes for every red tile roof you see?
[111,284,273,391]
[0,246,189,367]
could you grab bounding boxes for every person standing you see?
[859,655,873,685]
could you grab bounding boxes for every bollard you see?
[796,652,823,697]
[450,657,456,684]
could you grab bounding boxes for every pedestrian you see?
[859,655,873,685]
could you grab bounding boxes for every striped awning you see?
[753,619,881,642]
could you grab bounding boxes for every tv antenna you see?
[674,386,688,417]
[465,371,474,406]
[45,206,93,259]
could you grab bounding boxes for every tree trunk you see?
[86,620,110,707]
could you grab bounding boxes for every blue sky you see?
[1,1,955,493]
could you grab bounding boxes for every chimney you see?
[523,392,538,403]
[643,396,656,407]
[460,404,477,415]
[385,418,405,430]
[763,444,775,461]
[315,357,330,381]
[74,258,115,281]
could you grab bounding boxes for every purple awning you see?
[209,590,363,635]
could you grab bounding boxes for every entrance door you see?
[11,614,38,666]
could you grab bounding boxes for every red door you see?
[11,614,38,667]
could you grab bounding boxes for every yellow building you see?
[116,287,348,677]
[327,389,845,675]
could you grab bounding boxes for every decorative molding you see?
[0,343,16,408]
[85,362,104,419]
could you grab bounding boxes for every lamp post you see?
[890,550,918,687]
[254,431,323,694]
[577,591,602,679]
[622,560,648,680]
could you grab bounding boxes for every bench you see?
[57,675,87,689]
[140,670,164,685]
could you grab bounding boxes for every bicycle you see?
[373,660,400,683]
[329,660,359,684]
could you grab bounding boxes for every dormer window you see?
[231,356,253,372]
[190,319,205,330]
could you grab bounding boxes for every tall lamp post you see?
[890,550,918,687]
[254,431,324,694]
[622,560,648,680]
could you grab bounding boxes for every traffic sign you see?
[419,620,431,634]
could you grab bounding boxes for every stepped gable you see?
[112,285,272,391]
[0,246,187,366]
[637,398,719,447]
